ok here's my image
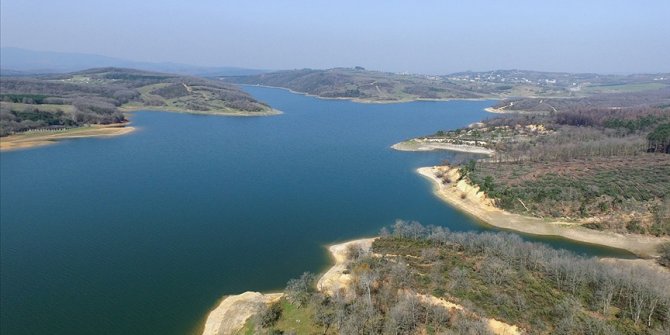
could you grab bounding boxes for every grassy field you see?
[583,82,667,94]
[236,299,329,335]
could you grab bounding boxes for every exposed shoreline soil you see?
[0,123,135,151]
[200,237,521,335]
[417,166,669,258]
[199,238,375,335]
[119,106,282,116]
[391,139,495,155]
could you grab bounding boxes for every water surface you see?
[0,86,632,335]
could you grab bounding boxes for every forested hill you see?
[224,68,483,101]
[224,68,670,103]
[0,68,273,136]
[403,97,670,236]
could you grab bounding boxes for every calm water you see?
[0,86,632,335]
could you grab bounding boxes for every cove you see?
[0,86,632,335]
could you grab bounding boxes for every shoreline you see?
[240,84,497,104]
[417,166,669,258]
[391,139,495,155]
[199,291,284,335]
[120,105,283,117]
[198,234,667,335]
[1,107,283,152]
[316,238,377,295]
[484,106,548,114]
[0,123,136,152]
[199,237,375,335]
[200,237,522,335]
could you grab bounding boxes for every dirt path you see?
[418,166,669,257]
[182,82,194,93]
[414,293,520,335]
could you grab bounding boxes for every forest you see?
[239,221,670,335]
[0,68,271,136]
[413,94,670,236]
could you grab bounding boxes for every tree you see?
[285,272,315,307]
[312,295,335,334]
[482,175,495,193]
[647,123,670,153]
[256,301,282,328]
[658,242,670,267]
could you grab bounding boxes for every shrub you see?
[658,242,670,267]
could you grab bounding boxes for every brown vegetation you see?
[421,100,670,237]
[244,221,670,334]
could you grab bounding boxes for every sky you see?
[1,0,669,74]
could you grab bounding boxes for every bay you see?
[0,86,632,335]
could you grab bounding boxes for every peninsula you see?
[393,88,670,256]
[201,222,670,335]
[1,68,277,150]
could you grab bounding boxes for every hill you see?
[0,67,275,138]
[394,93,670,239]
[490,87,670,113]
[0,47,269,76]
[232,222,670,335]
[225,68,670,103]
[224,68,483,102]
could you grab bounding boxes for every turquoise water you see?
[0,86,632,335]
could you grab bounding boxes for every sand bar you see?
[1,124,135,152]
[392,139,494,155]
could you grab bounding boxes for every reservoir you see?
[0,86,632,335]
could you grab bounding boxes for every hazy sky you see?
[2,0,669,74]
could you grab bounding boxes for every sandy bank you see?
[200,291,283,335]
[317,238,376,296]
[0,124,135,152]
[485,107,544,115]
[201,237,524,335]
[417,166,669,257]
[120,105,282,116]
[485,107,510,114]
[201,238,374,335]
[392,139,495,155]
